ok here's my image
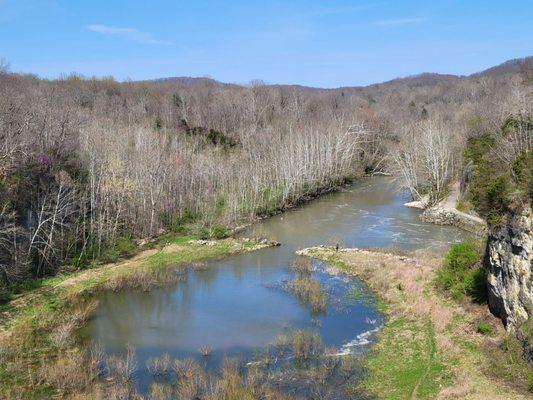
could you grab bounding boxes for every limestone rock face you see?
[485,204,532,331]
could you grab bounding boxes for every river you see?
[81,178,469,393]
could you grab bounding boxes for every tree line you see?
[0,58,531,292]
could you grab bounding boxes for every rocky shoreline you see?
[420,206,488,236]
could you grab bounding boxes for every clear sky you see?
[1,0,532,87]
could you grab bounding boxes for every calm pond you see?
[82,178,469,392]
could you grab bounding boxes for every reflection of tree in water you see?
[191,262,219,288]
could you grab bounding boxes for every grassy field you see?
[300,246,532,400]
[0,235,271,399]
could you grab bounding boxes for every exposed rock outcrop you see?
[420,206,488,236]
[484,204,532,332]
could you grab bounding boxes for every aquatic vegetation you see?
[105,344,138,384]
[305,246,533,399]
[98,330,362,400]
[287,257,328,315]
[288,276,328,315]
[290,257,314,274]
[146,352,172,376]
[291,330,324,361]
[199,345,212,357]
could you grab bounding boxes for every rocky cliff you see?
[485,204,532,332]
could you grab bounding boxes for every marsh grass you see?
[291,257,314,274]
[288,277,328,315]
[146,352,172,377]
[199,345,213,357]
[287,259,328,315]
[100,329,361,400]
[291,330,324,361]
[106,344,138,383]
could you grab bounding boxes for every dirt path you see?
[438,181,485,224]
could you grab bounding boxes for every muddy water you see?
[82,178,469,391]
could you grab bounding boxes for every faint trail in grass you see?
[410,320,437,400]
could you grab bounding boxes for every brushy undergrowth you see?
[435,240,487,303]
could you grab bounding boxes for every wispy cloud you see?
[375,17,428,26]
[312,3,380,16]
[85,24,172,45]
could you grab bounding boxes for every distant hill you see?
[149,76,240,89]
[146,56,532,90]
[470,56,533,78]
[365,72,461,90]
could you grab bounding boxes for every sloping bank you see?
[0,235,275,399]
[297,246,532,400]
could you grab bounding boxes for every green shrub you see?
[512,149,533,201]
[99,236,136,264]
[445,241,479,270]
[465,125,531,224]
[0,287,12,303]
[465,268,487,303]
[464,134,495,166]
[211,224,228,239]
[160,208,198,233]
[485,176,509,224]
[476,322,493,335]
[188,223,210,240]
[10,278,43,294]
[436,241,487,302]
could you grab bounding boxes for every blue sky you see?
[1,0,532,87]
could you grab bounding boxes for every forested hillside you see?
[0,57,531,294]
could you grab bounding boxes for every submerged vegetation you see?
[92,329,363,400]
[287,258,328,315]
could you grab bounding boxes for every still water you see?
[82,178,469,390]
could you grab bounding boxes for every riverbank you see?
[405,181,488,236]
[298,246,532,399]
[0,235,275,399]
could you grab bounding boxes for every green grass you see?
[480,334,533,393]
[146,241,234,269]
[362,318,452,400]
[476,322,494,335]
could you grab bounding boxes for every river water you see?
[82,178,469,391]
